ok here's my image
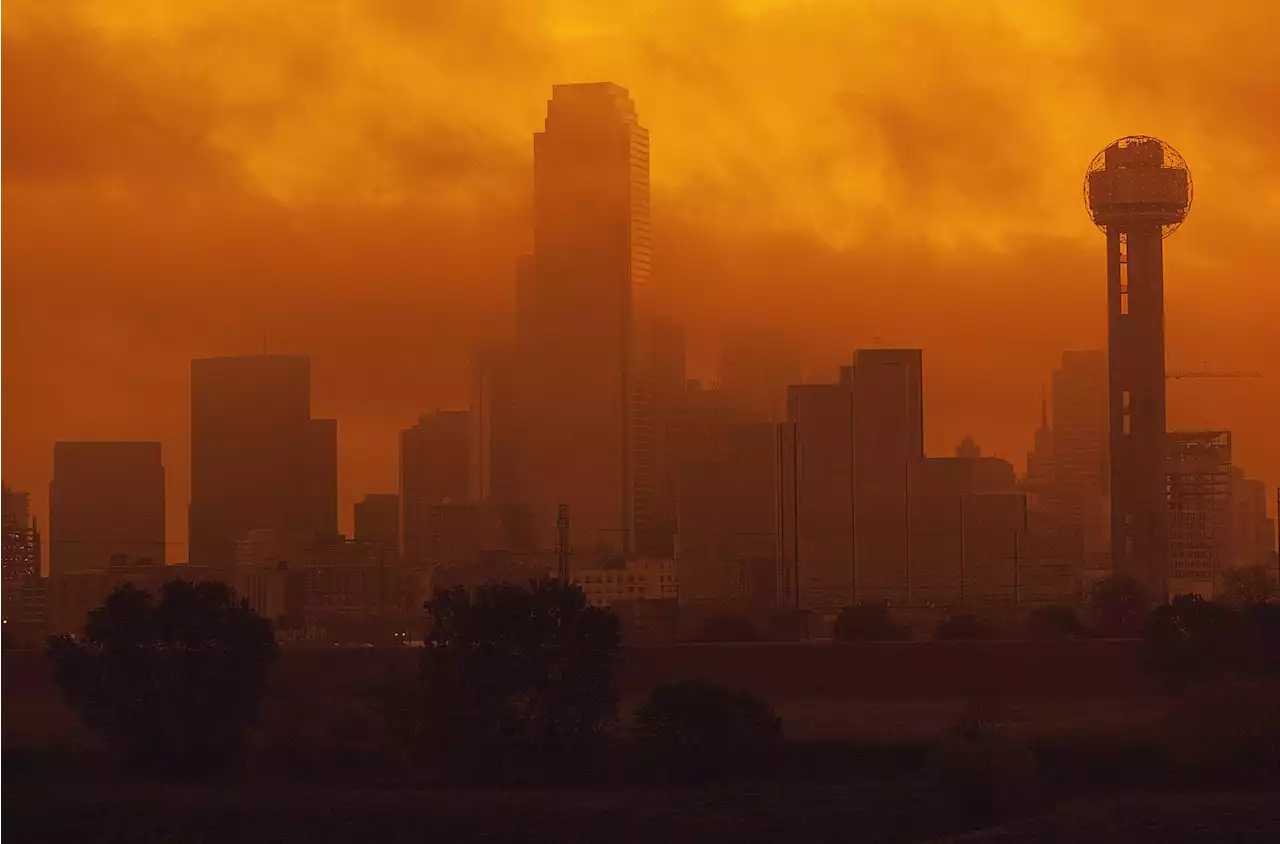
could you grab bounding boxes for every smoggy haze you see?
[4,0,1277,557]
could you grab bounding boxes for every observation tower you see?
[1084,136,1192,598]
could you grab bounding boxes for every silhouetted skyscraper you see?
[648,316,688,556]
[400,410,470,567]
[469,341,521,505]
[677,422,781,611]
[50,441,165,574]
[780,378,855,611]
[1230,469,1274,569]
[1023,391,1055,499]
[354,493,399,551]
[189,354,321,567]
[910,456,1017,605]
[1051,350,1109,573]
[308,418,339,540]
[520,82,652,556]
[853,349,924,606]
[2,486,40,584]
[1167,431,1232,597]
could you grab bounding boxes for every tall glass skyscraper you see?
[189,354,336,567]
[520,83,653,556]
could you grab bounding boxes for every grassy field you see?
[6,784,1279,844]
[932,792,1280,843]
[1,783,968,844]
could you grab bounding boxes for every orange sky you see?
[4,0,1278,558]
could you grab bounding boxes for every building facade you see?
[780,380,855,611]
[50,441,165,575]
[1166,431,1233,597]
[520,82,653,557]
[853,349,925,606]
[677,422,781,611]
[399,410,470,566]
[190,355,333,567]
[1051,350,1110,575]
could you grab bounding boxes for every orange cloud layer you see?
[4,0,1277,556]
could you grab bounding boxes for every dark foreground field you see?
[6,785,1279,844]
[2,640,1159,743]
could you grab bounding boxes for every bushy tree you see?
[1141,595,1241,692]
[1088,573,1152,637]
[934,613,995,641]
[46,580,277,779]
[833,603,914,642]
[414,579,620,764]
[1022,605,1084,640]
[1220,565,1277,609]
[634,678,781,778]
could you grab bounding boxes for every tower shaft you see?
[1107,223,1168,598]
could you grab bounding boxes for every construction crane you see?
[1165,370,1262,380]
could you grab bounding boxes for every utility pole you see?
[556,504,570,583]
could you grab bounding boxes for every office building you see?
[909,456,1016,605]
[780,379,854,611]
[1166,431,1233,597]
[520,82,653,556]
[399,410,470,566]
[354,493,399,551]
[190,354,330,567]
[469,341,522,505]
[1230,469,1274,569]
[962,492,1030,605]
[49,441,165,575]
[677,422,782,611]
[2,486,40,584]
[647,317,688,556]
[308,418,339,540]
[426,502,532,567]
[1051,350,1110,573]
[853,349,925,606]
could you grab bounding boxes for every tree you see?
[1022,605,1084,640]
[46,580,277,779]
[1220,565,1277,609]
[935,613,995,641]
[414,579,620,764]
[1141,595,1242,692]
[633,679,781,778]
[1088,573,1152,637]
[833,603,913,642]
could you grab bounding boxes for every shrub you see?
[1088,573,1152,637]
[633,678,781,779]
[1141,595,1241,692]
[412,579,620,777]
[833,603,913,642]
[45,580,276,780]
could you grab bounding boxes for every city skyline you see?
[5,3,1279,554]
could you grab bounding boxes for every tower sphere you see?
[1084,135,1192,239]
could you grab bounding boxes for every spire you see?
[1039,383,1049,430]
